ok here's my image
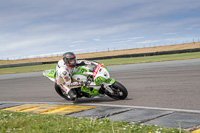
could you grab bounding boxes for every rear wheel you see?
[106,81,128,100]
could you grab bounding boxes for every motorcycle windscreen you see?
[43,69,56,79]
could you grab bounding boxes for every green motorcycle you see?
[43,63,128,100]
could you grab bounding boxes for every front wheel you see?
[106,81,128,100]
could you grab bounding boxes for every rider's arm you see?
[56,60,62,69]
[76,60,91,66]
[61,69,86,88]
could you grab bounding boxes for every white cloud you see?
[71,41,85,44]
[128,37,144,40]
[165,33,177,35]
[0,32,66,52]
[94,38,100,41]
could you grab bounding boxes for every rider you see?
[56,52,96,100]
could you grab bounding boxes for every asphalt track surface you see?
[0,59,200,110]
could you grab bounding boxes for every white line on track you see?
[1,101,200,114]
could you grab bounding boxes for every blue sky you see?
[0,0,200,59]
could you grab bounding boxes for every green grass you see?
[0,52,200,75]
[0,110,188,133]
[95,51,200,65]
[0,64,57,75]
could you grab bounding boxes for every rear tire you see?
[106,81,128,100]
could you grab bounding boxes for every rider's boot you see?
[68,89,77,101]
[98,87,105,94]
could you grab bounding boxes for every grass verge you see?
[0,64,57,75]
[0,52,200,75]
[95,51,200,65]
[0,110,188,133]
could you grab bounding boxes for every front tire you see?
[106,81,128,100]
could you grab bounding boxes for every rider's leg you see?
[59,83,77,100]
[56,71,77,100]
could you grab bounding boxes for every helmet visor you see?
[69,58,75,64]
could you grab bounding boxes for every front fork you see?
[102,78,116,94]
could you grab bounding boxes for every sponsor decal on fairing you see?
[93,63,102,79]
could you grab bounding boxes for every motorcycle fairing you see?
[43,69,56,82]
